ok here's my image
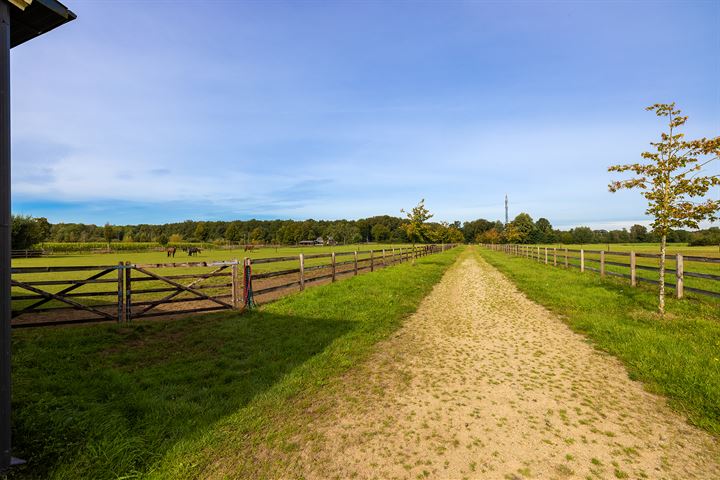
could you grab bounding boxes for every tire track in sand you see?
[282,249,720,479]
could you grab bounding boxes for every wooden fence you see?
[483,244,720,300]
[11,249,44,258]
[11,244,456,328]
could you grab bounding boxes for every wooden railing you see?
[483,244,720,300]
[11,244,457,328]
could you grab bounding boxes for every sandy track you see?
[281,250,720,480]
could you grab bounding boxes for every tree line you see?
[10,212,717,250]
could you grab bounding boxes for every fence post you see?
[231,260,239,309]
[331,252,336,282]
[117,262,124,322]
[564,248,568,268]
[580,249,585,272]
[354,251,358,275]
[630,251,636,287]
[544,247,548,265]
[537,246,540,262]
[553,248,557,267]
[299,253,305,291]
[676,253,684,299]
[370,250,374,272]
[600,251,605,277]
[124,262,132,322]
[243,257,252,308]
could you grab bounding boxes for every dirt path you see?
[280,250,720,479]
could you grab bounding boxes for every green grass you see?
[517,243,720,297]
[477,248,720,436]
[533,242,720,257]
[11,243,420,314]
[8,246,463,479]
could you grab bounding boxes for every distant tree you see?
[371,224,391,242]
[508,213,536,244]
[103,223,113,248]
[609,103,720,314]
[629,224,648,242]
[571,227,594,245]
[446,226,465,244]
[11,215,42,250]
[194,222,209,242]
[401,199,433,263]
[157,234,169,247]
[224,222,242,242]
[250,227,266,244]
[477,228,501,244]
[35,217,51,247]
[535,217,554,243]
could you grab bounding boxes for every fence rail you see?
[11,244,457,328]
[483,244,720,300]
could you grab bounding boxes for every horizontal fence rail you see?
[11,244,458,328]
[482,244,720,300]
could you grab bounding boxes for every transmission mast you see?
[505,194,509,225]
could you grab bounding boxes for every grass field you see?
[8,246,463,479]
[535,242,720,257]
[477,247,720,437]
[523,243,720,298]
[11,244,420,316]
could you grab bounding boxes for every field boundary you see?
[11,244,457,328]
[483,243,720,299]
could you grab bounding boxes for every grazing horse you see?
[244,244,255,252]
[187,247,201,256]
[166,247,177,258]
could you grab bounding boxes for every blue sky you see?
[9,0,720,229]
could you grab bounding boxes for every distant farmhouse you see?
[299,236,335,246]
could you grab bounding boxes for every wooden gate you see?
[11,264,123,327]
[124,261,240,321]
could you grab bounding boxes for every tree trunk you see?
[659,233,666,315]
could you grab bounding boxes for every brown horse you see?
[166,247,176,257]
[187,247,201,256]
[244,244,255,252]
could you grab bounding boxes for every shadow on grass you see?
[9,310,355,480]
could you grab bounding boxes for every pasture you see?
[7,247,462,480]
[536,242,720,256]
[522,243,720,300]
[10,244,422,326]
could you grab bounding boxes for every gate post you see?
[117,262,124,322]
[231,260,239,309]
[331,252,336,282]
[370,250,374,272]
[354,251,358,275]
[299,254,305,291]
[124,262,132,322]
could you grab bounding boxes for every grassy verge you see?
[8,247,463,480]
[476,248,720,436]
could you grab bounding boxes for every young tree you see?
[401,199,433,263]
[103,222,113,248]
[609,103,720,314]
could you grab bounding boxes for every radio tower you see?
[505,194,509,225]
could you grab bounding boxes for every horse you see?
[244,244,255,252]
[166,247,176,258]
[187,247,201,256]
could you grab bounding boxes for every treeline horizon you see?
[10,213,720,249]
